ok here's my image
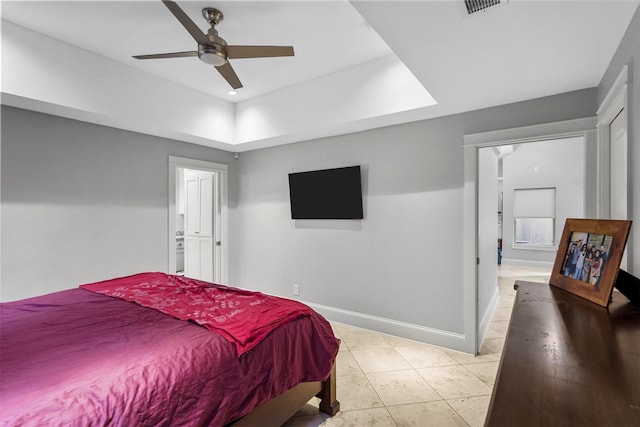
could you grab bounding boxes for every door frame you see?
[596,65,628,219]
[597,65,630,268]
[168,156,228,283]
[463,117,597,354]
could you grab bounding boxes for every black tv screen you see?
[288,166,363,219]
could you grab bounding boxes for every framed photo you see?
[550,218,632,307]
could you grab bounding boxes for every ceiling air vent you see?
[465,0,500,14]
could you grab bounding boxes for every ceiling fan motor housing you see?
[199,8,228,65]
[198,44,227,66]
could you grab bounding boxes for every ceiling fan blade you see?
[133,51,198,60]
[162,0,210,46]
[226,45,295,59]
[215,62,243,89]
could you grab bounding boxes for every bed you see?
[0,272,340,426]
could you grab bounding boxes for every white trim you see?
[464,117,597,147]
[305,301,469,354]
[596,65,629,220]
[477,287,499,347]
[168,156,229,284]
[463,145,479,355]
[169,156,228,173]
[597,65,628,116]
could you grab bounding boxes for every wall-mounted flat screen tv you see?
[288,165,363,219]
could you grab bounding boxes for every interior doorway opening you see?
[465,118,596,354]
[168,157,228,284]
[477,137,587,347]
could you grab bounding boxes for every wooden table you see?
[485,280,640,426]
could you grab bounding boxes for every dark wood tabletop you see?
[485,280,640,426]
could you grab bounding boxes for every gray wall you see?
[598,5,640,275]
[231,89,597,344]
[0,106,236,302]
[501,137,586,266]
[0,89,602,349]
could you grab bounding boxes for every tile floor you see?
[283,265,551,427]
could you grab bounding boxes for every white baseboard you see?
[304,301,471,354]
[477,287,499,347]
[501,258,554,269]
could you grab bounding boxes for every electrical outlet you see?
[292,283,300,296]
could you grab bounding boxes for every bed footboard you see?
[317,362,339,416]
[229,361,339,426]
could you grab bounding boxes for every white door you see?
[185,170,213,237]
[477,147,499,352]
[610,109,627,220]
[184,236,214,282]
[609,108,628,269]
[184,169,215,281]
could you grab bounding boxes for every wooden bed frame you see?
[230,362,339,426]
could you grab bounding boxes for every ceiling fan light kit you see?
[132,0,295,90]
[198,45,226,66]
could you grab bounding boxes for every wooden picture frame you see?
[550,218,632,307]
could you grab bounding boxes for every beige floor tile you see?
[498,265,550,284]
[387,401,467,427]
[484,320,509,339]
[491,307,513,321]
[444,348,500,364]
[514,272,550,282]
[463,361,499,387]
[336,348,364,377]
[329,324,342,341]
[330,322,355,336]
[338,327,393,351]
[322,407,397,427]
[479,337,505,356]
[394,344,459,369]
[383,334,422,347]
[337,374,384,411]
[351,347,412,373]
[496,297,515,309]
[330,322,357,338]
[417,365,493,399]
[447,395,491,427]
[497,291,517,304]
[366,370,441,406]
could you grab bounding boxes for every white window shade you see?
[513,188,556,246]
[513,188,555,218]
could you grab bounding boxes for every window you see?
[513,188,556,247]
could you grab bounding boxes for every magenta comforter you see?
[0,277,339,427]
[80,272,315,356]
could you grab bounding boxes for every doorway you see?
[168,156,228,284]
[479,137,586,344]
[464,118,597,354]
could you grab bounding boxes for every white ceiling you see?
[1,0,394,102]
[1,0,639,151]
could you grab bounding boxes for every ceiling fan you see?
[133,0,295,90]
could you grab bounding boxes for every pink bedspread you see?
[80,272,313,356]
[0,278,339,427]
